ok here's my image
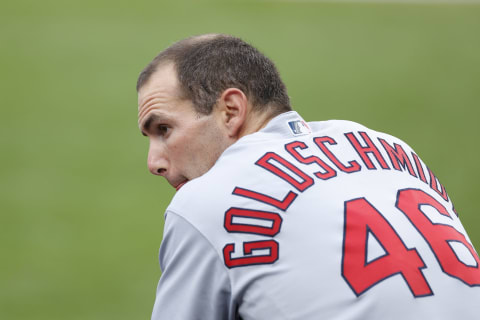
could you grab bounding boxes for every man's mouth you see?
[175,181,188,191]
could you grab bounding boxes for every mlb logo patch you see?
[287,120,311,136]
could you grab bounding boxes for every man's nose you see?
[147,143,168,176]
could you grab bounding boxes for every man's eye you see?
[157,125,169,136]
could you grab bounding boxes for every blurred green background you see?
[1,0,479,318]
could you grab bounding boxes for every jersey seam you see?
[165,209,235,301]
[165,210,291,319]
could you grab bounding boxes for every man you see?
[137,34,480,319]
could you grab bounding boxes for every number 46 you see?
[342,188,480,297]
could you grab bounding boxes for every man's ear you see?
[217,88,248,138]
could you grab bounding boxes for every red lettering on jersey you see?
[232,187,297,211]
[412,152,427,184]
[342,197,431,297]
[256,152,314,192]
[345,132,389,170]
[378,138,417,177]
[314,136,361,173]
[285,141,337,180]
[427,168,449,202]
[396,189,480,286]
[223,240,279,268]
[224,208,282,236]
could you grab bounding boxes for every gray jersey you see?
[152,111,480,320]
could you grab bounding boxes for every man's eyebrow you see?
[140,113,166,136]
[141,114,156,136]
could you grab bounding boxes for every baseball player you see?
[137,34,480,319]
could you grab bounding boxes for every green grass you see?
[1,0,480,318]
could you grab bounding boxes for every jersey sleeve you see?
[151,210,235,320]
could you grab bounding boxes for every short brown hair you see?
[137,34,291,115]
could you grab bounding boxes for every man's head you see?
[137,34,291,115]
[137,34,291,190]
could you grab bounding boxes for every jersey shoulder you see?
[165,147,260,247]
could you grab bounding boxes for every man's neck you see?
[238,108,279,138]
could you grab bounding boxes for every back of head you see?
[137,34,292,116]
